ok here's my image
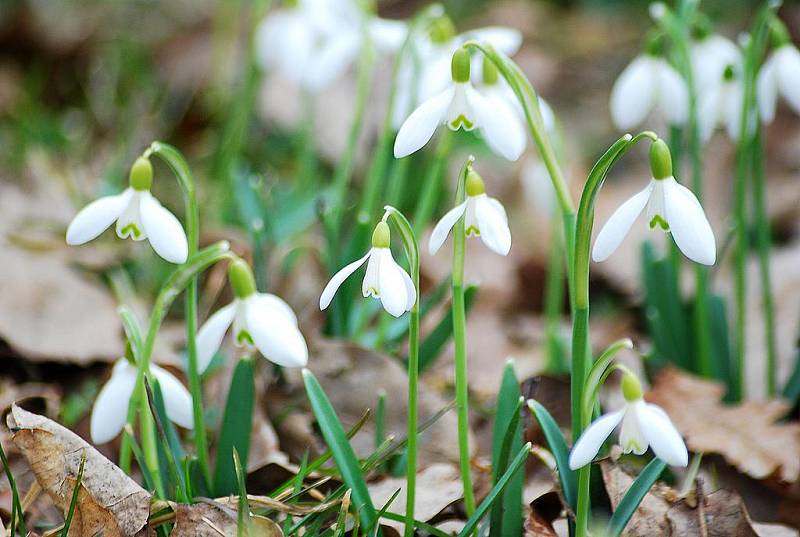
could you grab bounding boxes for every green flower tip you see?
[129,156,153,191]
[372,221,391,248]
[451,48,471,84]
[644,32,665,57]
[482,56,498,85]
[429,15,455,44]
[621,371,643,402]
[690,14,712,41]
[769,18,791,48]
[228,258,257,299]
[465,169,486,197]
[649,138,672,180]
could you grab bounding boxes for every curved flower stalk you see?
[320,220,416,318]
[429,168,510,256]
[196,259,308,372]
[91,358,192,444]
[757,39,800,124]
[610,38,688,130]
[394,47,525,161]
[698,64,744,142]
[569,370,688,469]
[255,0,406,91]
[66,157,188,264]
[592,139,716,266]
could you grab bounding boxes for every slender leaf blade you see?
[606,458,667,537]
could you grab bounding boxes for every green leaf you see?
[458,442,531,537]
[418,285,478,372]
[302,369,377,531]
[61,451,86,537]
[214,357,256,496]
[527,400,576,510]
[0,439,26,536]
[233,448,250,537]
[606,458,667,537]
[490,362,523,537]
[582,338,633,421]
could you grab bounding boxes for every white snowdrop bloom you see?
[65,157,188,264]
[91,358,193,444]
[610,51,688,130]
[394,48,525,161]
[569,371,688,469]
[320,221,416,318]
[429,169,511,256]
[757,42,800,124]
[691,33,741,91]
[196,259,308,373]
[698,64,743,142]
[592,139,715,266]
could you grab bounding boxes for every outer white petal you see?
[638,403,689,466]
[592,183,654,262]
[775,45,800,115]
[400,265,416,311]
[697,84,722,143]
[474,195,511,255]
[319,251,371,309]
[66,189,133,245]
[394,87,454,158]
[252,293,298,325]
[304,31,361,90]
[464,27,522,56]
[138,192,189,264]
[151,364,194,430]
[724,84,743,141]
[377,250,409,317]
[90,359,137,444]
[663,179,716,265]
[196,302,237,373]
[619,403,648,455]
[610,56,656,130]
[568,410,624,470]
[757,55,779,123]
[469,87,526,160]
[245,295,309,367]
[370,18,408,53]
[656,61,689,126]
[429,202,467,255]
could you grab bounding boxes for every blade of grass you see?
[215,356,255,496]
[606,458,667,537]
[380,512,451,537]
[333,489,351,537]
[371,488,401,537]
[233,448,251,537]
[61,451,86,537]
[527,400,576,510]
[0,440,26,536]
[490,362,523,537]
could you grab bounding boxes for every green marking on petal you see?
[448,115,474,130]
[120,223,142,238]
[649,214,669,231]
[236,330,254,346]
[466,225,480,237]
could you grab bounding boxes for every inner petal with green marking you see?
[649,214,669,231]
[448,114,474,130]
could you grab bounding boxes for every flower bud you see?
[465,169,486,197]
[428,16,455,44]
[129,157,153,191]
[649,138,672,180]
[451,48,471,84]
[372,221,391,248]
[228,258,257,299]
[621,370,643,402]
[482,56,498,86]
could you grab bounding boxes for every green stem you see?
[544,215,566,373]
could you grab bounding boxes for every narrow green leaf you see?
[458,443,531,537]
[782,341,800,408]
[146,379,188,502]
[606,458,667,537]
[302,369,377,531]
[527,400,576,510]
[117,305,144,360]
[61,451,86,537]
[380,512,451,537]
[333,489,351,537]
[233,448,250,537]
[0,439,26,536]
[214,357,256,496]
[490,362,523,537]
[582,338,634,420]
[371,488,402,537]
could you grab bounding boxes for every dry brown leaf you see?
[8,405,150,537]
[601,461,672,536]
[647,368,800,482]
[172,501,283,537]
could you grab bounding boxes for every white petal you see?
[138,192,189,264]
[464,27,522,56]
[196,302,237,373]
[697,84,722,143]
[663,179,716,265]
[610,56,657,130]
[469,86,526,160]
[362,248,381,297]
[377,250,410,317]
[757,55,779,123]
[775,46,800,115]
[400,265,417,311]
[90,359,137,444]
[592,182,653,262]
[568,410,624,470]
[394,87,454,158]
[252,293,298,325]
[304,31,361,90]
[246,295,309,367]
[474,195,511,255]
[66,189,132,245]
[429,202,467,255]
[151,364,194,430]
[656,60,689,126]
[320,251,371,309]
[724,84,743,142]
[369,18,407,53]
[638,403,688,466]
[619,404,648,455]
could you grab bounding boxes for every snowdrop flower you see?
[66,157,188,264]
[757,36,800,124]
[569,370,688,469]
[429,169,511,256]
[610,39,688,130]
[320,221,416,317]
[91,358,192,444]
[691,30,741,91]
[196,259,307,373]
[592,139,716,266]
[394,48,525,161]
[698,64,743,142]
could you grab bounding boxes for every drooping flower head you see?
[196,258,308,373]
[569,370,688,469]
[757,22,800,124]
[320,220,416,317]
[429,168,511,256]
[690,16,741,92]
[698,63,744,142]
[592,138,716,265]
[66,156,189,264]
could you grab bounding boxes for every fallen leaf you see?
[647,368,800,482]
[172,501,283,537]
[601,461,671,536]
[8,405,150,537]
